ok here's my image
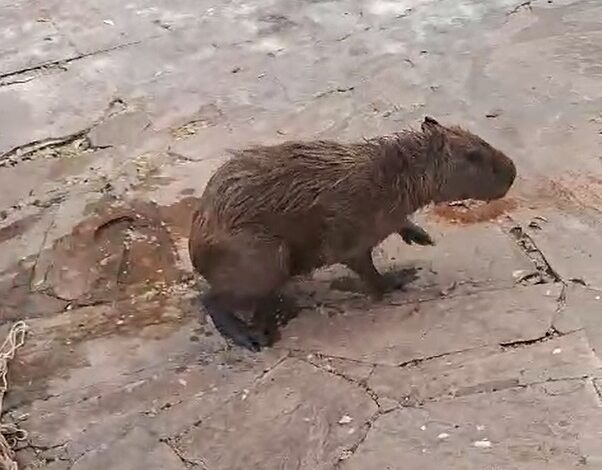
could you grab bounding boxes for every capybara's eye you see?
[466,150,482,163]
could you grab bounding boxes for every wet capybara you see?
[189,117,516,350]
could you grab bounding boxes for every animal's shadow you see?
[196,266,421,345]
[329,266,421,295]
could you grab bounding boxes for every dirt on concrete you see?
[430,198,518,224]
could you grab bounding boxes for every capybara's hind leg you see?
[203,232,290,350]
[345,251,388,299]
[202,293,269,351]
[252,297,278,344]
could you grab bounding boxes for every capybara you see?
[189,117,516,350]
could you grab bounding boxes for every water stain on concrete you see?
[3,197,206,406]
[1,196,201,326]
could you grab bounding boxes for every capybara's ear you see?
[422,116,445,154]
[421,116,440,131]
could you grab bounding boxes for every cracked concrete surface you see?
[1,0,602,468]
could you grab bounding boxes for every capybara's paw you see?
[218,316,270,351]
[237,328,271,352]
[204,302,271,351]
[400,224,435,246]
[368,272,408,300]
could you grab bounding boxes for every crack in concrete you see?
[334,418,375,468]
[0,128,113,169]
[148,355,293,467]
[1,130,89,167]
[2,192,68,223]
[430,376,592,404]
[0,75,39,87]
[541,376,589,397]
[175,354,292,433]
[166,150,198,163]
[336,32,352,42]
[281,348,377,368]
[336,407,403,467]
[396,346,483,368]
[505,222,561,284]
[161,439,209,469]
[297,355,412,467]
[379,372,594,410]
[499,326,562,349]
[507,0,533,16]
[66,426,133,470]
[18,440,69,453]
[299,356,379,407]
[20,441,74,470]
[314,86,356,99]
[0,96,129,221]
[28,210,56,290]
[501,219,602,368]
[259,351,292,374]
[591,378,602,405]
[299,358,380,468]
[283,324,578,373]
[0,40,143,86]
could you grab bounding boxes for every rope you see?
[0,322,28,470]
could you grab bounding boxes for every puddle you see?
[430,198,517,224]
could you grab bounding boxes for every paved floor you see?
[1,0,602,468]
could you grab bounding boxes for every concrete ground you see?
[1,0,601,468]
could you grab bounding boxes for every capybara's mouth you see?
[486,182,514,201]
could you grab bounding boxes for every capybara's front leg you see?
[202,293,270,351]
[345,251,405,300]
[399,218,435,246]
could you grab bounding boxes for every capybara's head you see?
[421,116,516,202]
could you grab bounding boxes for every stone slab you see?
[279,284,562,365]
[368,330,601,405]
[176,358,378,470]
[341,381,602,469]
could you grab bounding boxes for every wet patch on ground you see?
[1,196,202,325]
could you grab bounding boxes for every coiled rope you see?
[0,322,28,470]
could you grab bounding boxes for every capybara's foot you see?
[399,221,435,246]
[368,272,407,300]
[203,295,271,351]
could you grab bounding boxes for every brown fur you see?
[189,117,516,350]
